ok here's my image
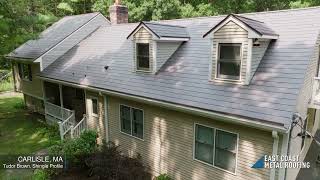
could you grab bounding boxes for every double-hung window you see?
[136,43,150,71]
[217,43,241,80]
[120,105,144,139]
[18,63,32,81]
[194,124,238,173]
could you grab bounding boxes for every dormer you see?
[127,21,190,73]
[203,14,278,84]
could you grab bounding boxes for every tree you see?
[0,0,319,69]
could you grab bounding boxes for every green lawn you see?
[0,93,60,179]
[0,70,14,92]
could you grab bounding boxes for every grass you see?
[0,93,60,179]
[0,70,14,92]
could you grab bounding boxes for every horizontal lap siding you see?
[212,21,249,83]
[13,63,43,99]
[133,27,153,72]
[251,40,271,79]
[24,94,44,114]
[107,96,274,180]
[85,90,106,143]
[156,42,181,72]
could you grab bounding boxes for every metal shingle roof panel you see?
[234,15,278,36]
[40,7,320,127]
[7,12,100,60]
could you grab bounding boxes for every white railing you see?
[45,102,74,123]
[58,113,75,140]
[310,77,320,109]
[71,115,87,139]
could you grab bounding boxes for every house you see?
[5,1,320,179]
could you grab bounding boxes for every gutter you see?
[39,76,288,133]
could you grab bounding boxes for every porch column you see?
[59,84,63,108]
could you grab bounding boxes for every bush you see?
[155,174,172,180]
[85,142,151,180]
[48,130,98,164]
[32,169,49,180]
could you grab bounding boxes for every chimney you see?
[109,0,128,24]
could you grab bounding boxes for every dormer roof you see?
[127,21,190,41]
[203,14,278,39]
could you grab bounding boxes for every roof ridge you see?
[232,14,264,23]
[143,21,186,28]
[62,12,100,18]
[156,6,320,23]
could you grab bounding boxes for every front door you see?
[86,96,99,130]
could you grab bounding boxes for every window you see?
[18,63,32,81]
[194,124,238,173]
[92,98,98,115]
[195,125,214,164]
[214,130,237,173]
[217,43,241,80]
[136,43,150,71]
[120,105,144,139]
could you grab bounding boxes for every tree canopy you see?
[0,0,319,69]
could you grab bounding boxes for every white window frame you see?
[90,96,99,117]
[119,104,144,141]
[135,42,151,72]
[214,41,244,83]
[193,123,239,175]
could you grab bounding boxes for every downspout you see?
[270,131,279,180]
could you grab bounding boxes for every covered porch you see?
[43,81,87,140]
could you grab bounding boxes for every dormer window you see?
[136,43,150,71]
[217,43,241,80]
[127,21,189,74]
[203,14,278,84]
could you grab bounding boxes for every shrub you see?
[13,98,25,109]
[155,174,172,180]
[48,130,98,164]
[32,169,49,180]
[85,142,151,180]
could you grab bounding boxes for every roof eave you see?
[39,75,288,133]
[4,55,35,62]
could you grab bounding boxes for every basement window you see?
[194,124,238,174]
[136,43,150,71]
[216,43,241,81]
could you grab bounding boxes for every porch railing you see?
[45,101,74,123]
[58,113,75,140]
[71,115,87,139]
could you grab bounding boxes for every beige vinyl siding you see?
[287,34,320,180]
[85,90,106,143]
[13,62,43,99]
[133,27,153,72]
[107,95,274,180]
[211,21,248,83]
[251,40,270,79]
[24,94,44,114]
[156,42,181,72]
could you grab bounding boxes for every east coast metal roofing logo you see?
[252,155,310,169]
